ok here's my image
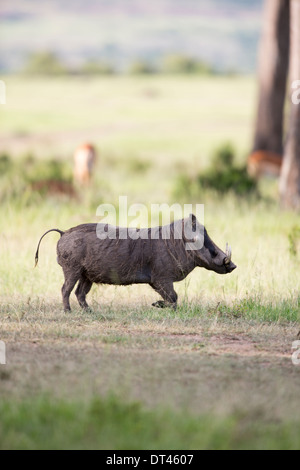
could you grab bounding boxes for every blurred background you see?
[0,0,299,302]
[1,0,262,74]
[0,0,263,204]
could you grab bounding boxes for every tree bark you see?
[252,0,290,156]
[280,0,300,209]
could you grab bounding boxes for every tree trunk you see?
[252,0,290,156]
[280,0,300,209]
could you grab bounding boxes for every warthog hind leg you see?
[62,270,81,312]
[75,275,93,309]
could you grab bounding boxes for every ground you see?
[1,298,300,449]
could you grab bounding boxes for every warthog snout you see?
[223,243,237,273]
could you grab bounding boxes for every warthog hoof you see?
[152,300,177,310]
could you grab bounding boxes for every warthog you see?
[35,215,236,311]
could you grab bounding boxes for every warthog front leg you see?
[151,282,178,309]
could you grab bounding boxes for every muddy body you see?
[35,217,236,311]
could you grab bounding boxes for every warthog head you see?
[182,215,237,275]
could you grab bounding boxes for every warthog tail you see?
[34,229,64,267]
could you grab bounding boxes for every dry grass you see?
[1,300,299,423]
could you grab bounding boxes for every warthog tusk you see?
[225,243,232,262]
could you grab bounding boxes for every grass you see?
[1,395,300,450]
[0,300,300,450]
[0,74,300,449]
[0,297,300,449]
[2,75,255,162]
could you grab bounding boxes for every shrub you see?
[0,153,13,174]
[0,153,74,204]
[22,52,68,76]
[22,157,72,184]
[128,60,157,75]
[161,54,214,75]
[80,60,115,75]
[173,143,257,200]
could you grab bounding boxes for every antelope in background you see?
[247,150,283,179]
[73,143,97,185]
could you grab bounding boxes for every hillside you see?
[1,0,264,73]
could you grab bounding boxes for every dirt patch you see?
[208,333,291,360]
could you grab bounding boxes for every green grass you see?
[0,299,299,450]
[2,75,255,161]
[1,395,300,450]
[1,193,299,306]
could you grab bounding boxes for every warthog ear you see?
[189,214,197,232]
[182,214,198,243]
